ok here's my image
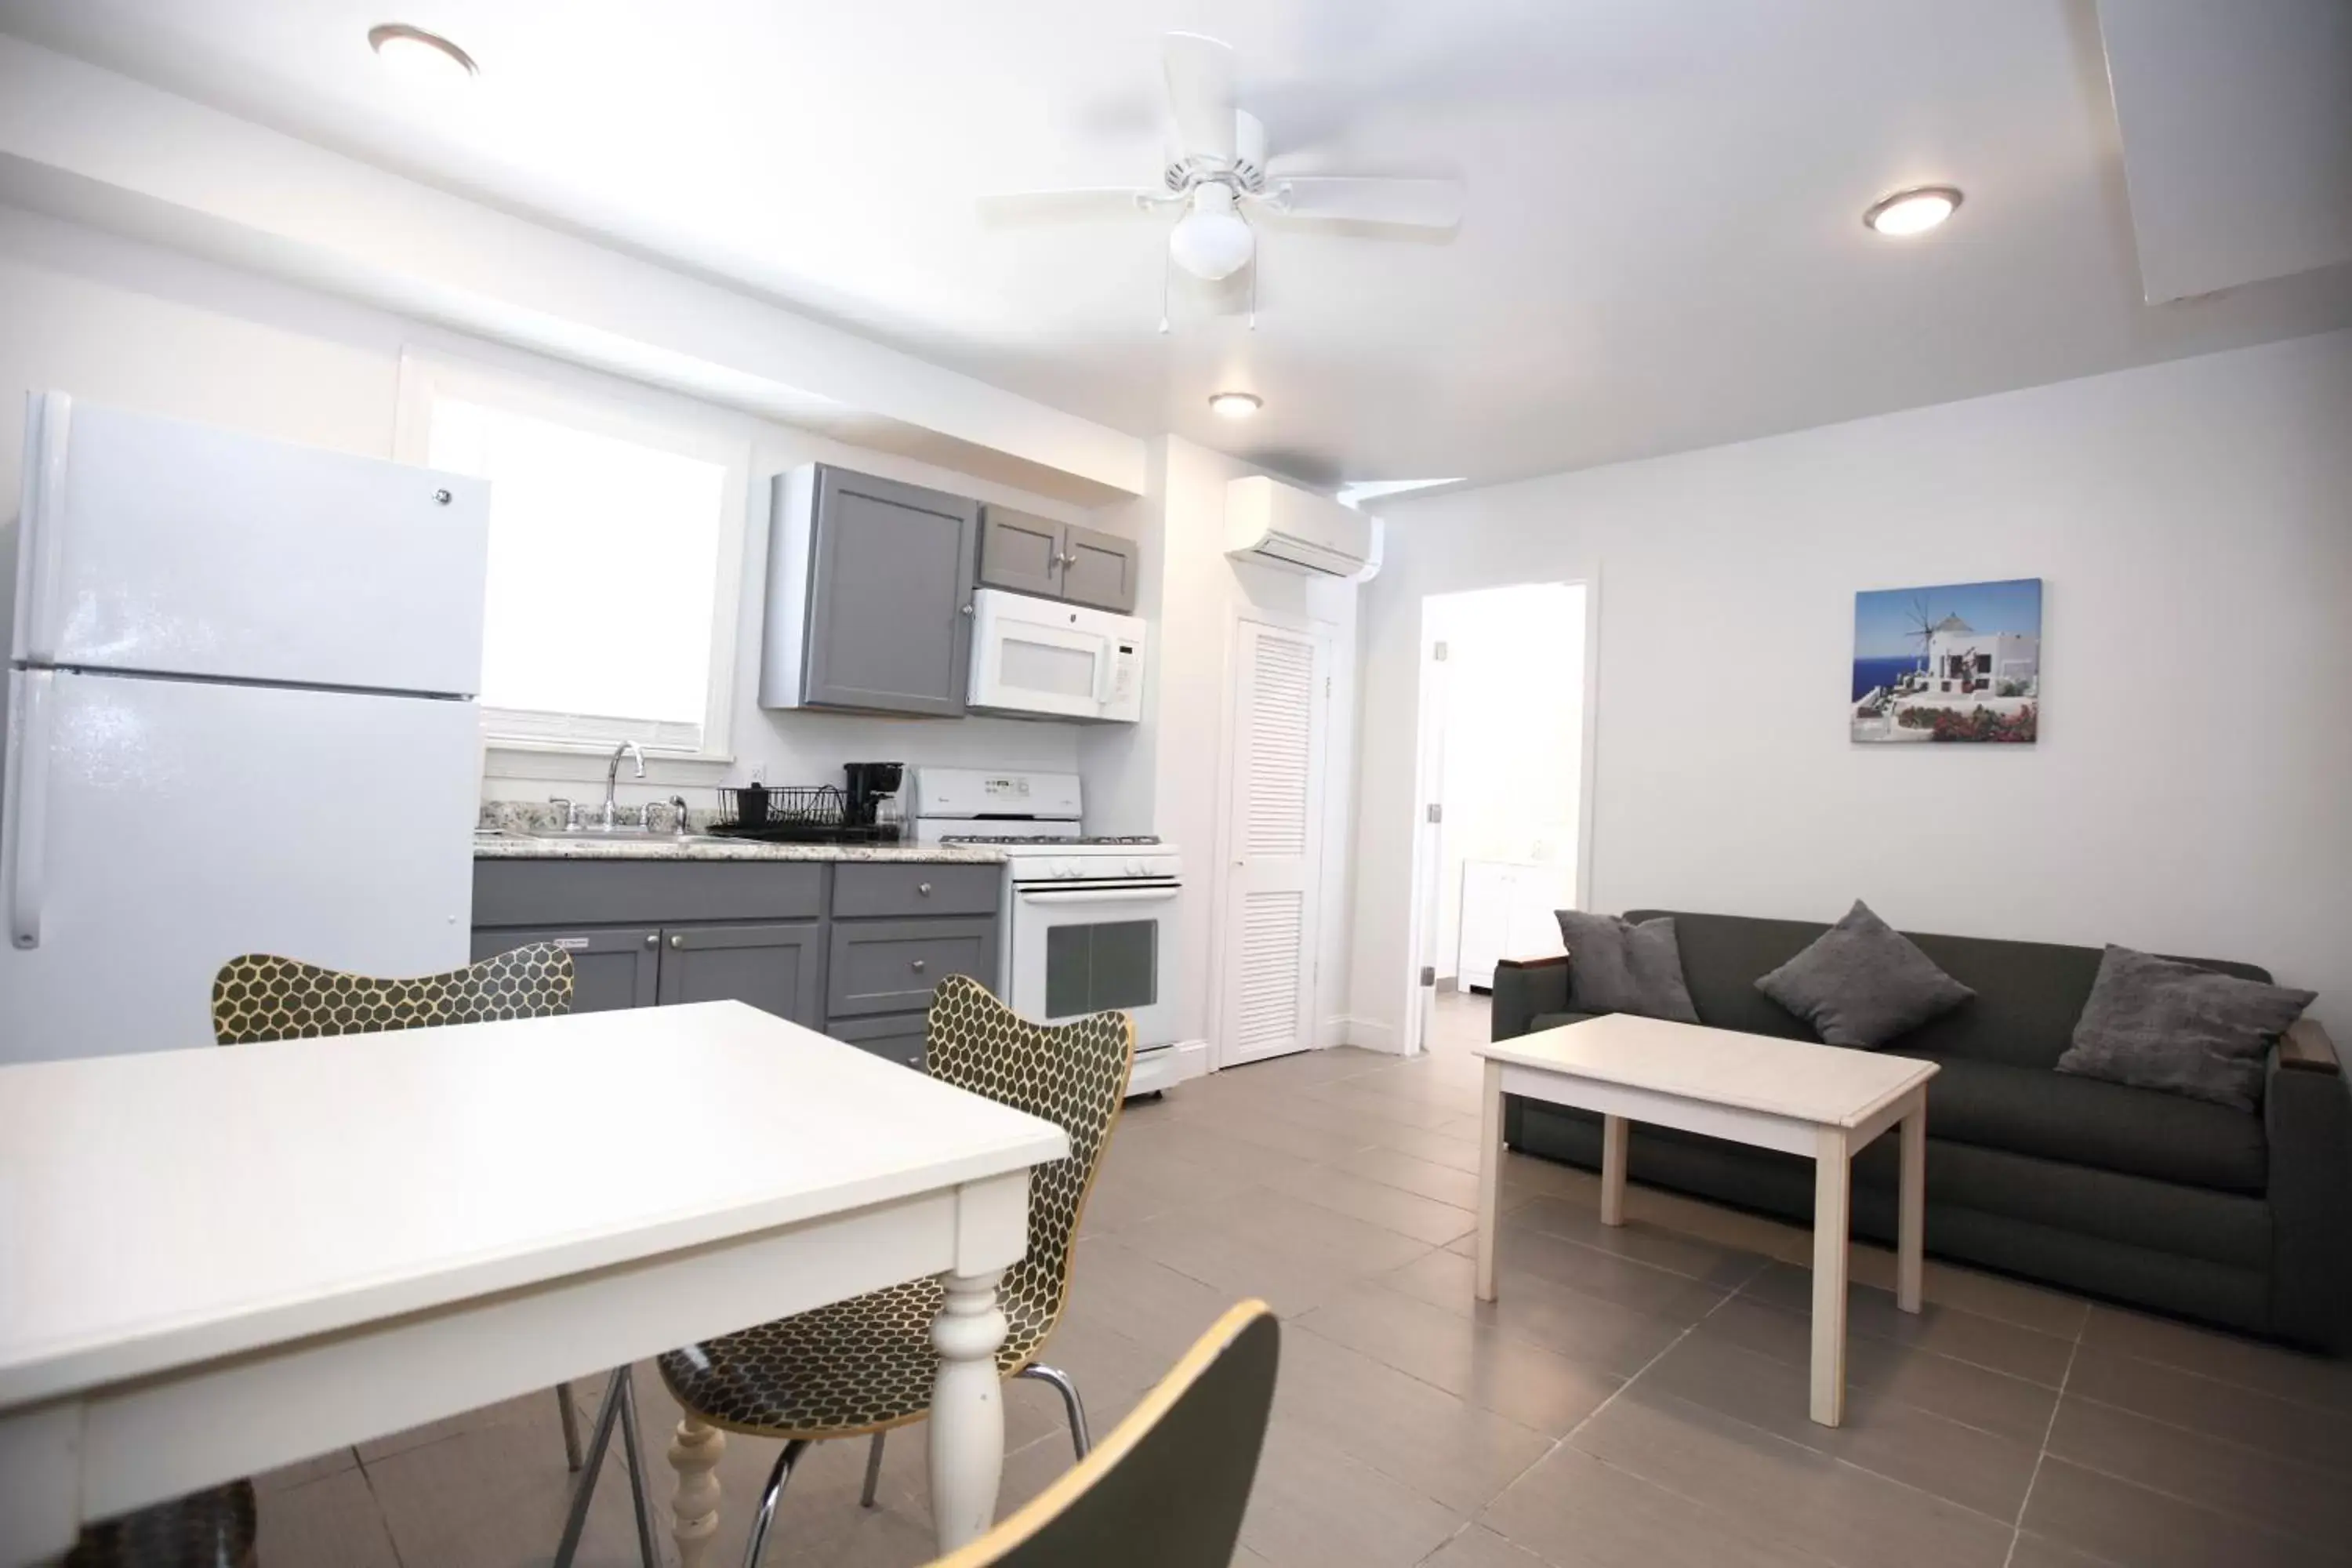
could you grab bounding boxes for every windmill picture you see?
[1851,579,2042,744]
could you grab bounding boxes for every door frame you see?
[1207,604,1341,1073]
[1401,574,1601,1056]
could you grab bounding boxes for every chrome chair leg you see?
[553,1369,659,1568]
[557,1382,585,1472]
[859,1430,887,1508]
[1015,1363,1091,1459]
[553,1368,626,1568]
[616,1369,660,1568]
[743,1437,811,1568]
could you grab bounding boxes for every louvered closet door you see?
[1221,620,1332,1066]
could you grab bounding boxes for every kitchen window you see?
[395,354,749,758]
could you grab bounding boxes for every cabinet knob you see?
[909,958,927,971]
[917,881,934,896]
[960,603,975,616]
[670,934,684,949]
[645,933,659,948]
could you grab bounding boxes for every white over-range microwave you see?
[967,588,1146,723]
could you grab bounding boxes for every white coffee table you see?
[1473,1014,1936,1426]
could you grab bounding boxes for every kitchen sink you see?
[520,826,729,843]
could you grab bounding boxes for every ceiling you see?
[5,0,2350,490]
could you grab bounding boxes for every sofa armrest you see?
[1491,953,1570,1042]
[2265,1028,2352,1348]
[2279,1017,2339,1074]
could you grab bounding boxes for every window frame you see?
[394,350,750,763]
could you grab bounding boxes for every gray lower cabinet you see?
[978,506,1139,615]
[762,464,979,717]
[470,858,1004,1069]
[655,922,823,1027]
[827,1013,927,1072]
[471,926,659,1014]
[827,917,998,1018]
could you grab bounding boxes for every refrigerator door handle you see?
[6,669,53,949]
[17,392,72,662]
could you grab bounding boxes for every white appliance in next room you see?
[1225,474,1376,577]
[967,588,1145,724]
[2,392,491,1065]
[910,766,1204,1095]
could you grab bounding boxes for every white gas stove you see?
[910,768,1201,1095]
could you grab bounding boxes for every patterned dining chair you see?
[62,1480,256,1568]
[200,946,658,1566]
[637,975,1134,1568]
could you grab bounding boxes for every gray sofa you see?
[1493,910,2350,1348]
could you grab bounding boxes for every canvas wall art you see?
[1851,578,2041,743]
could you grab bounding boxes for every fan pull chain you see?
[1248,245,1258,332]
[1157,245,1172,335]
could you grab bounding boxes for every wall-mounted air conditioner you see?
[1225,475,1376,579]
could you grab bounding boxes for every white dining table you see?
[0,1000,1069,1565]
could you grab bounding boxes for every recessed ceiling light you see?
[1207,391,1263,419]
[368,23,478,82]
[1864,185,1962,237]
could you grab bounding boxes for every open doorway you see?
[1405,581,1593,1055]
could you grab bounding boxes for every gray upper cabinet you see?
[1059,522,1139,613]
[977,506,1139,615]
[761,465,978,717]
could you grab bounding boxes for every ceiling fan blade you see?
[1269,176,1465,230]
[977,188,1159,225]
[1162,31,1236,163]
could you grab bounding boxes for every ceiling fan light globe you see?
[1168,207,1254,281]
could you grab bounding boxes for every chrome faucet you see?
[602,741,646,831]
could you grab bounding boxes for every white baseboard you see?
[1335,1016,1403,1054]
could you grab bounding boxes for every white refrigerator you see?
[2,393,492,1065]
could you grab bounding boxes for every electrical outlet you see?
[748,763,767,785]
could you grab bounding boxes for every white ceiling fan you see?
[979,33,1465,323]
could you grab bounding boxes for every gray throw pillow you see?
[1555,912,1700,1024]
[2056,946,2314,1112]
[1755,900,1975,1049]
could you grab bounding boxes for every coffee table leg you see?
[1599,1115,1629,1226]
[1897,1096,1926,1314]
[1475,1059,1503,1301]
[1810,1127,1851,1427]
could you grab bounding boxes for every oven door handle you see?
[1015,885,1182,905]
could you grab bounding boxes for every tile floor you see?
[254,993,2352,1567]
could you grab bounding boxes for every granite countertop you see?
[474,801,1006,865]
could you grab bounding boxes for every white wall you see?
[1426,584,1585,979]
[1348,330,2352,1040]
[1081,437,1361,1053]
[0,203,1098,807]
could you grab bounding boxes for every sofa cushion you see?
[2056,946,2316,1113]
[1896,1052,2268,1194]
[1528,1011,1598,1034]
[1555,912,1700,1022]
[1755,900,1975,1048]
[1628,909,2277,1069]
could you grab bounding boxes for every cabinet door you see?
[828,1012,928,1073]
[655,922,823,1026]
[1058,523,1139,614]
[472,927,659,1013]
[826,917,998,1018]
[805,467,977,717]
[977,506,1064,599]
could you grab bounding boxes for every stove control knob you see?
[1057,858,1083,880]
[1125,858,1147,877]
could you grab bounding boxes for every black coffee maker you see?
[841,762,905,829]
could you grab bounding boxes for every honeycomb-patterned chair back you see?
[926,974,1135,1359]
[209,944,575,1044]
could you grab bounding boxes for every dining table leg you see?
[668,1411,726,1568]
[1474,1058,1504,1302]
[929,1265,1010,1552]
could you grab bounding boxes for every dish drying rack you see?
[710,785,902,844]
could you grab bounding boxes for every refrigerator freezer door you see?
[0,670,478,1064]
[13,393,489,695]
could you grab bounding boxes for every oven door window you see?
[1044,918,1158,1018]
